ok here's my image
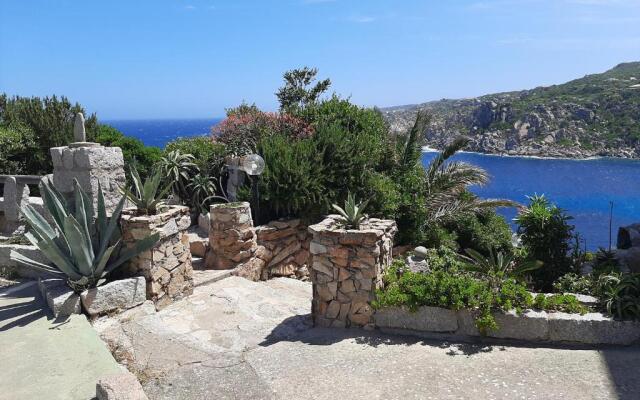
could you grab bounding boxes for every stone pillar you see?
[120,205,194,310]
[50,145,125,215]
[308,216,397,329]
[206,202,256,269]
[1,176,30,232]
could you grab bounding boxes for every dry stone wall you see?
[308,216,397,329]
[206,202,257,270]
[120,205,193,310]
[255,219,310,280]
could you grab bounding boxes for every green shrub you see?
[0,124,37,174]
[256,133,326,221]
[592,247,621,276]
[95,125,162,180]
[164,136,226,178]
[552,273,594,295]
[515,195,576,291]
[533,293,588,314]
[418,246,466,273]
[0,94,99,174]
[442,210,514,255]
[373,259,534,334]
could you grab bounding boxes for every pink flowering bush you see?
[212,107,313,155]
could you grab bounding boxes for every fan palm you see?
[424,136,518,222]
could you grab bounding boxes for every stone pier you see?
[308,216,397,328]
[206,202,257,270]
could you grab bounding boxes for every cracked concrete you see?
[94,276,640,400]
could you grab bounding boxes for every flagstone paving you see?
[0,281,121,400]
[95,276,640,400]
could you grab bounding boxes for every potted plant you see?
[119,166,194,309]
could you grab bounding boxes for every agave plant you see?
[10,178,160,292]
[461,248,542,290]
[597,273,640,320]
[158,150,198,200]
[332,192,369,229]
[122,165,172,215]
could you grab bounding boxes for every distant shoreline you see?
[420,146,640,162]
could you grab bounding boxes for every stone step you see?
[193,269,235,287]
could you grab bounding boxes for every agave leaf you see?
[33,234,83,281]
[106,232,160,273]
[63,215,94,276]
[96,183,108,252]
[96,194,126,264]
[20,204,56,241]
[93,242,120,279]
[41,179,68,232]
[10,250,65,276]
[73,183,94,260]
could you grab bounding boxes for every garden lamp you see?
[240,154,265,223]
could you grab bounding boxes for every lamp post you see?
[240,154,265,223]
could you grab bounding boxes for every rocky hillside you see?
[382,62,640,158]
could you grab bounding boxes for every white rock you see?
[81,277,146,316]
[38,278,81,318]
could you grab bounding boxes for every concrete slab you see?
[0,281,121,400]
[95,277,640,400]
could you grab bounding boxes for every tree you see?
[275,67,331,113]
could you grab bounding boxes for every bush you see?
[164,136,226,179]
[0,124,37,175]
[533,293,588,314]
[552,273,594,295]
[256,133,326,221]
[442,210,514,255]
[374,259,534,334]
[597,273,640,320]
[515,195,576,291]
[0,94,99,174]
[95,125,162,180]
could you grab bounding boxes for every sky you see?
[1,0,640,120]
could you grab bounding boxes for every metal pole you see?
[609,201,614,251]
[252,175,260,225]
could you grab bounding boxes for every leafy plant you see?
[533,293,588,314]
[515,194,576,291]
[158,150,198,201]
[10,178,159,292]
[122,166,172,215]
[461,248,542,290]
[597,273,640,320]
[187,173,220,214]
[332,192,370,229]
[424,137,517,223]
[552,273,594,295]
[593,247,620,276]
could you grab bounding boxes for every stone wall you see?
[206,202,257,270]
[50,145,125,215]
[120,205,193,310]
[308,216,397,329]
[255,219,310,281]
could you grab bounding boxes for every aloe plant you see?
[461,248,542,291]
[332,192,369,229]
[10,178,160,292]
[122,165,172,215]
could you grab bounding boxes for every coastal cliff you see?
[382,62,640,158]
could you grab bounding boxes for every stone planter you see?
[120,205,193,310]
[205,202,257,270]
[255,219,311,280]
[308,215,397,328]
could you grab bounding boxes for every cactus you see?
[10,178,159,292]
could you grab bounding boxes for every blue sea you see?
[105,118,640,250]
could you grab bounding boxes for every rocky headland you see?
[382,62,640,159]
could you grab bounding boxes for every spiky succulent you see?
[122,165,172,215]
[332,192,369,229]
[10,178,159,292]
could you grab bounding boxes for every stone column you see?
[206,202,257,270]
[308,216,397,329]
[49,113,125,215]
[120,205,193,310]
[0,176,30,233]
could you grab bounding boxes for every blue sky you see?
[1,0,639,119]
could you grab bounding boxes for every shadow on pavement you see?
[0,282,60,331]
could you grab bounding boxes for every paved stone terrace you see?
[95,276,640,400]
[0,281,121,400]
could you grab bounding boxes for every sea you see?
[105,118,640,250]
